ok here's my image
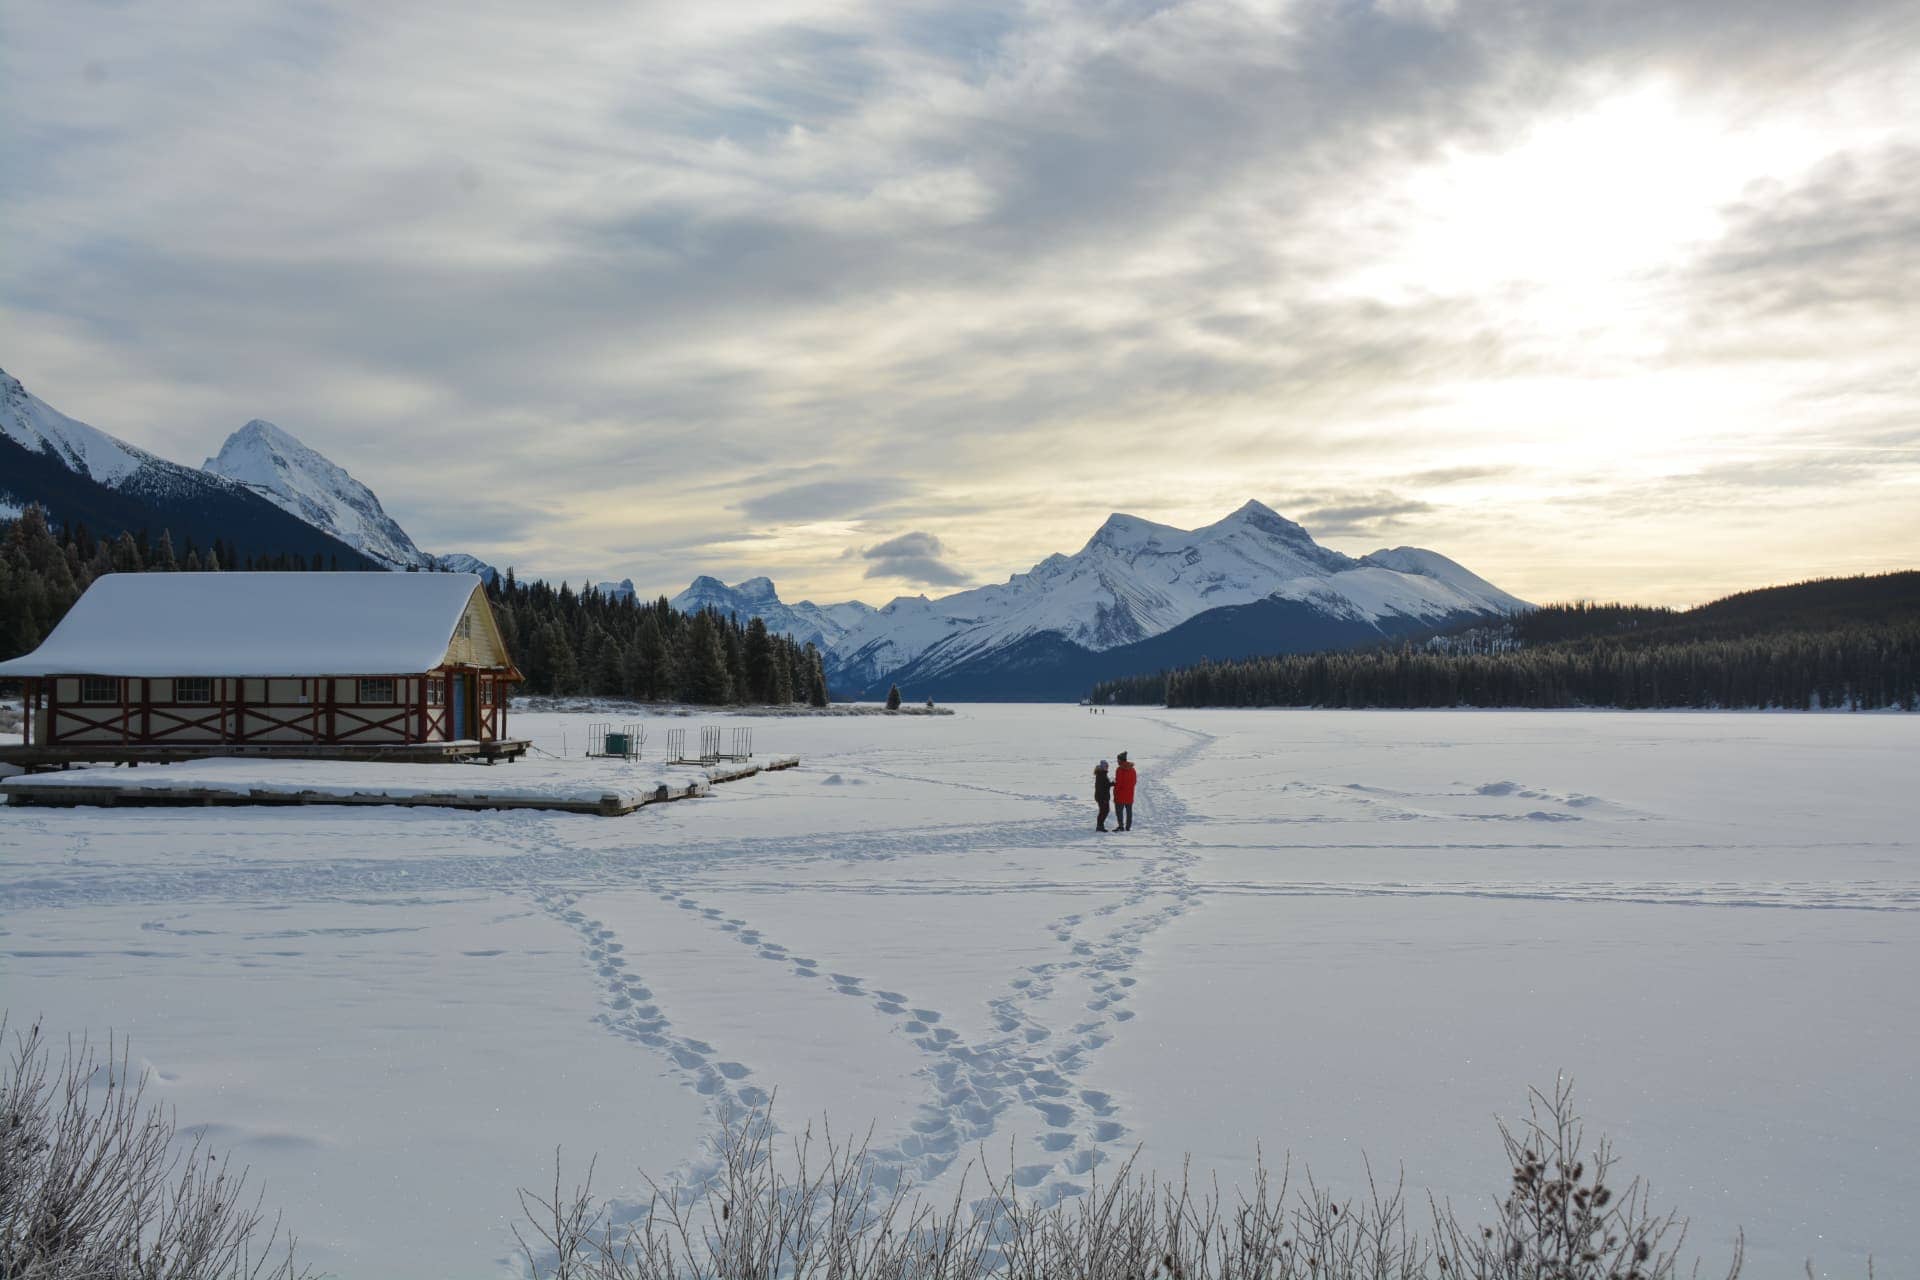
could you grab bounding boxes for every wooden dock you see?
[1,754,801,817]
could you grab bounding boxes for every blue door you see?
[451,675,468,739]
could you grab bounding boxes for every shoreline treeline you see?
[1091,572,1920,711]
[487,574,829,706]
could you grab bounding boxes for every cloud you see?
[1402,466,1512,487]
[1690,144,1920,321]
[857,530,971,587]
[738,478,917,522]
[1296,494,1436,537]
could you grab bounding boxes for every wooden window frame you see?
[359,677,397,704]
[176,677,214,704]
[81,676,117,704]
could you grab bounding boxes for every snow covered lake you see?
[2,706,1913,1277]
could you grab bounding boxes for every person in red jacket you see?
[1112,752,1137,831]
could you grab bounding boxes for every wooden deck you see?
[0,739,531,773]
[1,754,801,816]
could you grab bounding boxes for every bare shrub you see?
[516,1080,1745,1280]
[0,1016,311,1280]
[1431,1077,1740,1280]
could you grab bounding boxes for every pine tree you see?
[886,683,902,710]
[684,613,734,704]
[772,650,794,705]
[743,617,775,702]
[111,532,142,573]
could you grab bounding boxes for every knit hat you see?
[1116,751,1129,763]
[1097,759,1108,769]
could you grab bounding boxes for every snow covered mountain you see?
[663,503,1526,699]
[0,368,383,569]
[671,576,878,651]
[588,578,639,602]
[203,420,431,569]
[433,553,499,584]
[825,501,1529,698]
[1,367,158,488]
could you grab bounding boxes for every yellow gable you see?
[441,588,515,671]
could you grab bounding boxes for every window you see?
[427,680,443,706]
[359,678,396,703]
[81,676,117,703]
[458,615,474,640]
[176,678,213,704]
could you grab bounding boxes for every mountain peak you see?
[203,419,428,569]
[1086,511,1182,553]
[1212,498,1312,540]
[589,578,639,602]
[206,418,323,473]
[231,418,299,446]
[670,575,871,650]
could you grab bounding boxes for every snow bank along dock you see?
[0,571,802,814]
[2,753,802,817]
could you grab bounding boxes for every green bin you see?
[604,732,630,756]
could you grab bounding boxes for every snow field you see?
[1,706,1914,1278]
[0,893,706,1277]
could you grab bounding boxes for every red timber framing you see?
[416,668,509,743]
[29,672,520,748]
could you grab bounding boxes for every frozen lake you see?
[2,706,1914,1277]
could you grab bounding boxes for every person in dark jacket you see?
[1093,760,1113,831]
[1112,752,1137,831]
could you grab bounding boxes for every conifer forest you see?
[1090,573,1920,711]
[0,506,829,707]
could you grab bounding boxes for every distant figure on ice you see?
[1093,760,1113,832]
[1112,752,1137,831]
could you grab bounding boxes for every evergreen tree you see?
[743,617,775,703]
[886,683,902,710]
[804,644,830,708]
[684,613,734,704]
[111,531,142,573]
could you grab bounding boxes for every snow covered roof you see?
[0,572,499,678]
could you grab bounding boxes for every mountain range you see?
[1,368,385,570]
[680,505,1527,699]
[671,577,879,653]
[1,366,1529,698]
[1,368,494,579]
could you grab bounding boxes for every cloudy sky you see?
[3,0,1915,607]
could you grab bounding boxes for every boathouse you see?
[0,572,524,762]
